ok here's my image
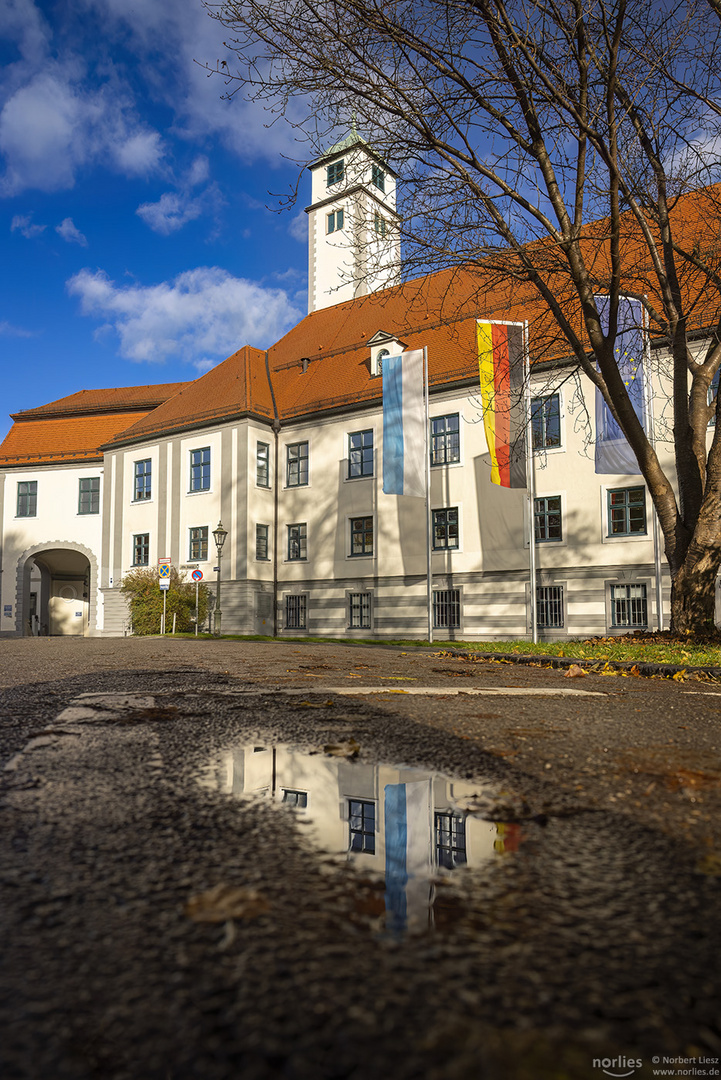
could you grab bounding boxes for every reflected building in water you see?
[210,744,522,932]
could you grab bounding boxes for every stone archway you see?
[16,542,99,637]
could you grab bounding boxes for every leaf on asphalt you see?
[672,670,686,681]
[297,700,334,708]
[380,676,417,681]
[323,738,360,759]
[564,664,587,678]
[185,884,270,923]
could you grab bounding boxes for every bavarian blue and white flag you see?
[595,295,645,474]
[382,349,425,497]
[384,780,432,935]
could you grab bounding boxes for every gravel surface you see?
[1,638,720,1079]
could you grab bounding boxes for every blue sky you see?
[0,0,311,443]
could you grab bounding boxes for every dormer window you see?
[372,349,389,378]
[372,165,385,192]
[327,160,344,186]
[327,208,344,233]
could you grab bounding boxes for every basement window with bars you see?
[285,594,307,630]
[348,592,371,629]
[433,589,460,630]
[536,585,564,629]
[610,583,648,629]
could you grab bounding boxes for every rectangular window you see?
[435,812,467,868]
[348,429,374,478]
[286,442,309,487]
[608,487,646,536]
[349,592,372,629]
[287,523,307,561]
[256,523,269,561]
[534,496,562,542]
[433,589,461,629]
[327,208,344,233]
[189,447,211,492]
[17,480,37,517]
[430,414,460,465]
[537,585,564,629]
[189,526,208,561]
[132,533,149,567]
[78,477,100,515]
[327,160,344,186]
[282,789,308,808]
[256,442,270,487]
[371,164,385,192]
[610,583,648,628]
[350,516,373,556]
[134,459,151,501]
[374,211,386,237]
[285,594,307,630]
[432,507,459,550]
[348,799,375,854]
[531,393,561,449]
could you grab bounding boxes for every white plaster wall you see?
[178,431,222,572]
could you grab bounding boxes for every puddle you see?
[199,742,527,935]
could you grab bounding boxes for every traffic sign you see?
[158,564,171,579]
[191,569,203,582]
[159,579,170,591]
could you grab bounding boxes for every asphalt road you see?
[1,638,720,1080]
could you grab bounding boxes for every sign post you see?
[191,568,203,635]
[158,559,171,635]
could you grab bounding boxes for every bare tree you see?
[207,0,721,633]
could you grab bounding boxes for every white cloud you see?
[288,211,308,242]
[56,217,87,245]
[10,211,44,237]
[112,130,164,177]
[67,265,302,362]
[136,191,204,235]
[0,318,36,337]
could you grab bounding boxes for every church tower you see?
[306,131,401,313]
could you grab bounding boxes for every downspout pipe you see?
[264,349,281,638]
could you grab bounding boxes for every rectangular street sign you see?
[159,579,170,591]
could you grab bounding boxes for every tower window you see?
[372,165,385,192]
[374,211,386,237]
[327,209,344,233]
[327,160,344,186]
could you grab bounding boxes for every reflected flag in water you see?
[477,320,527,488]
[384,781,432,934]
[382,350,426,497]
[594,295,646,474]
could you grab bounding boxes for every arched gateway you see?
[16,542,98,636]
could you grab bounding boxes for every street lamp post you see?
[212,521,228,637]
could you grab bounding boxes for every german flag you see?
[477,320,527,488]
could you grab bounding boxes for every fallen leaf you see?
[672,670,686,681]
[564,664,587,678]
[185,884,270,923]
[297,700,334,708]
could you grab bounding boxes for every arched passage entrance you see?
[18,545,96,636]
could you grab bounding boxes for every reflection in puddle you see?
[201,743,524,935]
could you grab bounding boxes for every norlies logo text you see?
[593,1058,643,1078]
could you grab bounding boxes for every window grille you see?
[348,430,373,477]
[17,481,37,517]
[531,394,561,448]
[608,487,646,535]
[610,583,648,628]
[348,799,375,853]
[433,589,461,629]
[189,448,210,492]
[435,812,467,868]
[286,594,307,630]
[350,516,373,556]
[78,477,100,515]
[430,414,460,465]
[534,496,562,542]
[134,459,151,501]
[189,526,208,561]
[349,592,371,629]
[432,508,459,549]
[256,442,270,487]
[286,442,309,486]
[133,533,149,566]
[537,585,564,628]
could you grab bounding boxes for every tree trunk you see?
[670,551,721,634]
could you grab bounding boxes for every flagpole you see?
[424,346,433,644]
[641,301,664,631]
[524,321,537,644]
